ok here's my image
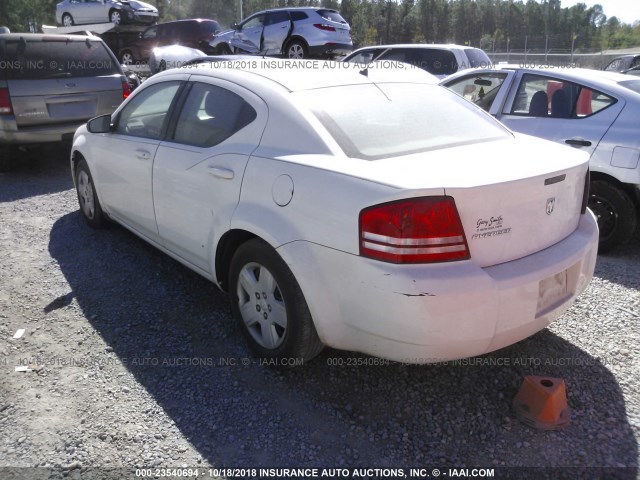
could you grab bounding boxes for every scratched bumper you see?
[276,211,598,363]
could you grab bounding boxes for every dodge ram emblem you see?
[546,197,556,215]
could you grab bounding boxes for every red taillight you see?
[313,23,336,32]
[0,88,13,115]
[359,196,470,264]
[122,79,131,100]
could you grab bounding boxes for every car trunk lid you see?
[373,136,590,268]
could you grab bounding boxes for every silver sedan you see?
[442,66,640,252]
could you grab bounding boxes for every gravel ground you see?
[0,149,638,480]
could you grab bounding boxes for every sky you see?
[560,0,640,25]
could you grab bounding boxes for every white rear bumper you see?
[277,211,598,363]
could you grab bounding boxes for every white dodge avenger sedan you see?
[70,60,598,364]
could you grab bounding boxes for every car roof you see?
[157,18,219,25]
[172,59,438,92]
[479,64,632,83]
[442,64,640,97]
[259,7,333,12]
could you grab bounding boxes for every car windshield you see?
[297,83,510,160]
[0,37,119,80]
[618,79,640,94]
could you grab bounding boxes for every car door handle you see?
[565,138,592,147]
[136,149,151,160]
[207,166,234,180]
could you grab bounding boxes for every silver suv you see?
[0,33,129,145]
[207,7,352,59]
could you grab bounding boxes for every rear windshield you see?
[317,9,347,24]
[618,79,640,94]
[464,48,492,68]
[0,37,119,80]
[297,83,510,160]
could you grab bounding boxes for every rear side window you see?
[345,48,384,64]
[317,9,347,24]
[0,38,120,80]
[172,82,257,148]
[290,11,309,22]
[463,48,491,68]
[379,48,458,76]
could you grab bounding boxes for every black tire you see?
[285,39,307,59]
[216,44,232,55]
[62,13,74,27]
[75,159,107,229]
[589,180,637,252]
[229,239,323,363]
[109,9,123,26]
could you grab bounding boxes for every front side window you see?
[172,82,257,148]
[241,14,264,30]
[297,83,510,160]
[116,81,181,139]
[445,72,508,112]
[511,74,616,118]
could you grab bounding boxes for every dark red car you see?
[118,19,222,64]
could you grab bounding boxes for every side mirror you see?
[232,23,240,31]
[87,114,113,134]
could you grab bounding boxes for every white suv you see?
[344,44,492,79]
[206,8,352,59]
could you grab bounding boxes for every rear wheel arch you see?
[587,174,638,251]
[589,171,639,204]
[283,36,308,58]
[215,229,258,291]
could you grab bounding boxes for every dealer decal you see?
[472,215,512,240]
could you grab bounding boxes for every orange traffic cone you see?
[513,376,571,430]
